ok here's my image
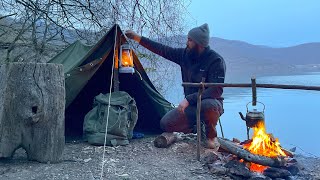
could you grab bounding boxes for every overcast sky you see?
[187,0,320,47]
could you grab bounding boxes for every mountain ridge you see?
[205,37,320,82]
[153,35,320,83]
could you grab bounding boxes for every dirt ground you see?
[1,136,320,180]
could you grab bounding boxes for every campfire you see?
[202,105,299,179]
[242,121,287,173]
[184,78,304,179]
[202,119,299,179]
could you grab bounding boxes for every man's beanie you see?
[188,23,210,47]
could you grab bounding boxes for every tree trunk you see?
[0,62,65,163]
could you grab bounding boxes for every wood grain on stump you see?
[0,62,65,163]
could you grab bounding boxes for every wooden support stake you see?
[218,118,224,138]
[251,77,257,106]
[113,26,119,92]
[196,78,205,161]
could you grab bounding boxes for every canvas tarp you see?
[49,25,173,135]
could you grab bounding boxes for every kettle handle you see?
[246,101,265,112]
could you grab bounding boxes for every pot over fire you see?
[239,101,265,128]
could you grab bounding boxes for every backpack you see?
[83,91,138,146]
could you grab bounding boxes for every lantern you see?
[119,42,135,73]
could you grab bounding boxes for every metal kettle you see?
[239,101,265,128]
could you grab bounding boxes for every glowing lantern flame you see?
[243,121,287,172]
[121,49,133,67]
[119,42,135,73]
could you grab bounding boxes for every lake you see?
[165,72,320,157]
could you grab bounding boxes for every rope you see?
[99,25,118,180]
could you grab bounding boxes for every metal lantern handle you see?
[246,101,265,113]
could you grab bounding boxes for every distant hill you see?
[1,20,319,82]
[144,36,320,83]
[209,38,320,82]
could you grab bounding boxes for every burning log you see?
[217,138,286,167]
[281,147,294,158]
[241,140,294,158]
[263,167,291,178]
[224,160,252,178]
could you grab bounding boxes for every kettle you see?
[239,101,265,128]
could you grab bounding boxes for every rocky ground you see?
[0,136,320,180]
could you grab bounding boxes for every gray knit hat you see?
[188,23,210,47]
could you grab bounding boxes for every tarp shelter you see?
[49,24,173,136]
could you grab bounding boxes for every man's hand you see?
[177,98,189,113]
[125,30,141,43]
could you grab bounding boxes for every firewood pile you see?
[202,137,300,179]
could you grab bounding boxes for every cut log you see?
[217,138,286,167]
[0,62,65,163]
[154,132,178,148]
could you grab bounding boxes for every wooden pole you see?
[246,127,250,140]
[196,78,205,161]
[182,82,320,91]
[246,77,257,140]
[251,77,257,106]
[113,26,119,92]
[218,118,224,138]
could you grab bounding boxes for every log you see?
[263,167,291,178]
[217,138,286,167]
[225,160,252,178]
[0,62,65,163]
[154,132,178,148]
[281,147,294,158]
[182,82,320,91]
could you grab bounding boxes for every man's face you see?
[186,37,200,58]
[186,37,196,50]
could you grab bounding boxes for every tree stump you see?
[0,62,65,163]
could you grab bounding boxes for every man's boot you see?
[204,110,220,150]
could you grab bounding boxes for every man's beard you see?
[186,45,200,59]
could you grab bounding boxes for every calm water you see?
[165,72,320,157]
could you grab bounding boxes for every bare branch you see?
[0,13,17,20]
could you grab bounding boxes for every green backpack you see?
[83,91,138,146]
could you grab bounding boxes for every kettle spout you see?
[239,112,246,121]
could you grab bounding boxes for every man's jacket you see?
[140,37,226,105]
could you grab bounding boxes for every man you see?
[125,23,226,149]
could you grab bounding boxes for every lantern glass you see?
[119,43,135,73]
[121,49,133,67]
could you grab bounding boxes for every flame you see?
[243,121,286,172]
[121,50,133,67]
[249,163,267,173]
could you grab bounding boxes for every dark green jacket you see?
[140,37,226,105]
